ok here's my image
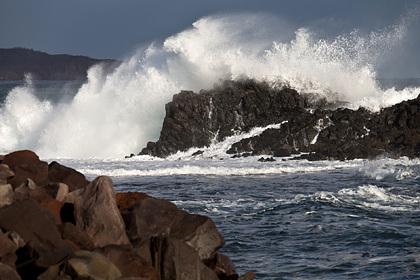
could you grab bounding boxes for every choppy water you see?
[54,156,420,280]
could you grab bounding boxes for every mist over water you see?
[1,14,420,158]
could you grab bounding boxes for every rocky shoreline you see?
[139,79,420,161]
[0,150,251,280]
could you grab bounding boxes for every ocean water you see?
[54,156,420,280]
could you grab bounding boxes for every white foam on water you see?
[1,13,419,158]
[308,184,420,212]
[358,157,420,180]
[166,121,289,160]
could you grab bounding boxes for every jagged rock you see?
[66,250,122,280]
[210,253,238,280]
[126,196,224,262]
[0,164,14,185]
[97,246,158,279]
[0,200,72,269]
[48,161,89,192]
[0,263,21,280]
[239,272,256,280]
[68,176,130,248]
[0,184,14,208]
[149,237,219,280]
[116,192,149,211]
[139,80,420,161]
[55,183,69,202]
[0,230,18,267]
[37,264,71,280]
[44,183,69,202]
[59,223,95,251]
[258,157,276,162]
[2,150,49,188]
[140,80,315,157]
[14,179,64,224]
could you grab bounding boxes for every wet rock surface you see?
[0,150,248,280]
[140,79,420,160]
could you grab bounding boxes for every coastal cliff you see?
[140,79,420,160]
[0,48,116,80]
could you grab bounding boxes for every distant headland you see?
[0,48,117,80]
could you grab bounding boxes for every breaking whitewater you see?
[2,14,420,279]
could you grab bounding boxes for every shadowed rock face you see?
[140,79,420,161]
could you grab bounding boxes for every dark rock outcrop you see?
[140,79,420,161]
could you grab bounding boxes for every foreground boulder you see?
[126,196,224,262]
[0,151,246,279]
[48,161,89,191]
[0,200,73,277]
[67,250,122,280]
[2,150,48,188]
[66,176,130,248]
[140,79,420,160]
[0,263,21,280]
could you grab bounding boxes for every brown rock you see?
[116,192,149,211]
[127,196,224,261]
[171,212,224,261]
[0,184,14,208]
[0,200,72,268]
[71,176,130,248]
[211,253,238,280]
[239,272,256,280]
[150,237,218,280]
[0,164,14,185]
[59,222,95,251]
[0,263,21,280]
[48,161,89,191]
[14,179,64,224]
[98,246,158,279]
[0,231,18,267]
[55,183,69,202]
[44,182,69,202]
[66,250,122,280]
[2,150,48,188]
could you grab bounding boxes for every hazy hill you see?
[0,48,116,80]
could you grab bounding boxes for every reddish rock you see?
[239,272,256,280]
[0,200,73,268]
[2,150,48,189]
[116,192,149,210]
[70,176,130,248]
[98,246,158,279]
[48,161,89,191]
[14,179,64,224]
